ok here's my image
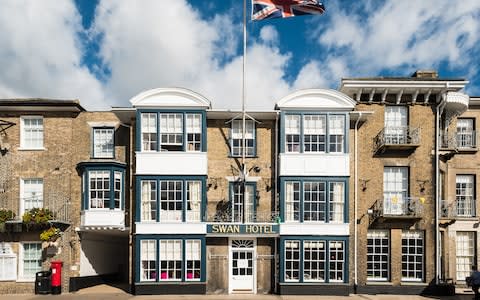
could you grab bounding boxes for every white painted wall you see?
[135,222,206,234]
[280,223,349,236]
[136,152,207,175]
[81,210,125,227]
[279,153,350,176]
[79,235,128,277]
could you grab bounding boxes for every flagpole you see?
[242,0,247,223]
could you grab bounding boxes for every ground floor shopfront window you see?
[280,237,348,283]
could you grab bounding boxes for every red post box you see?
[50,261,63,295]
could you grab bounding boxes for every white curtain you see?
[187,181,201,222]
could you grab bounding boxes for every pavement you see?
[0,284,477,300]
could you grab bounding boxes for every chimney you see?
[412,70,438,79]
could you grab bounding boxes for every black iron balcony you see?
[440,199,476,219]
[440,131,477,151]
[369,196,424,224]
[373,126,420,153]
[206,211,280,223]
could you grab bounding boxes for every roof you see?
[0,98,85,113]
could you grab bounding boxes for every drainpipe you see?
[274,111,279,294]
[435,93,447,285]
[354,112,362,293]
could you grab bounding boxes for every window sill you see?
[400,281,426,285]
[16,278,34,283]
[18,147,45,151]
[366,281,392,285]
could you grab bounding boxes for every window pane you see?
[456,232,475,280]
[303,240,325,282]
[456,175,475,217]
[93,128,114,158]
[185,240,201,280]
[231,120,255,157]
[22,179,43,212]
[160,181,183,222]
[159,240,182,280]
[141,113,157,151]
[285,182,300,222]
[160,114,183,151]
[186,114,202,152]
[303,181,326,222]
[284,240,300,282]
[22,117,43,149]
[367,230,389,281]
[141,240,157,281]
[186,181,201,222]
[285,115,300,153]
[89,171,110,209]
[329,182,344,223]
[22,243,42,280]
[401,231,424,282]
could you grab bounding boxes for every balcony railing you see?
[370,196,424,221]
[1,195,71,224]
[373,126,420,153]
[441,199,476,219]
[440,131,477,150]
[206,211,280,223]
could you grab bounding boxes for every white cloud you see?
[315,0,480,77]
[0,0,105,109]
[93,0,294,110]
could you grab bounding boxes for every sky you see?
[0,0,479,111]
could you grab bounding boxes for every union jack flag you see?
[252,0,325,21]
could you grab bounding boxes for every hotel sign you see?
[207,224,279,235]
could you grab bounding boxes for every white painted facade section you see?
[135,152,208,175]
[81,210,125,227]
[280,223,349,236]
[279,153,350,176]
[135,222,207,234]
[129,87,211,109]
[276,89,356,111]
[80,237,127,276]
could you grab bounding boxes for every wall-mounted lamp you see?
[417,180,429,193]
[360,179,370,191]
[207,178,218,190]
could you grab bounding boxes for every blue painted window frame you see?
[280,112,349,154]
[280,177,349,223]
[135,235,206,283]
[79,163,126,210]
[279,236,349,283]
[135,176,207,222]
[91,127,115,159]
[136,109,207,152]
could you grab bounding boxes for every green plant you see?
[22,207,54,224]
[40,226,61,242]
[0,209,15,223]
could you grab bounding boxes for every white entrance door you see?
[229,239,255,294]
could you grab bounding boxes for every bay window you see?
[139,111,204,152]
[138,177,204,223]
[283,113,346,153]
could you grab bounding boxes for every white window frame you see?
[186,114,202,152]
[159,180,183,222]
[141,180,157,222]
[0,243,16,281]
[384,106,408,144]
[231,182,254,223]
[457,118,475,148]
[93,127,114,158]
[231,119,255,157]
[456,231,476,281]
[303,115,326,153]
[159,240,182,281]
[303,181,326,222]
[456,175,475,217]
[303,240,325,282]
[329,241,345,282]
[140,240,157,282]
[185,240,201,281]
[367,230,390,281]
[284,240,300,282]
[186,181,202,222]
[159,113,183,151]
[285,182,300,222]
[383,167,408,215]
[88,170,110,209]
[20,178,43,216]
[328,115,345,153]
[141,113,157,151]
[20,116,44,150]
[18,242,42,282]
[329,182,344,223]
[285,115,300,153]
[401,230,424,282]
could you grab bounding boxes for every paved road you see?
[0,285,476,300]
